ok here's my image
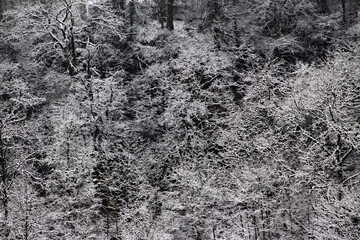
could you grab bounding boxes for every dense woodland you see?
[1,0,360,239]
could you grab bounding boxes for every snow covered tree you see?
[0,62,48,239]
[1,0,360,239]
[48,0,84,75]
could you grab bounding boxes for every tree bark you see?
[232,0,240,47]
[340,0,346,24]
[167,0,174,31]
[0,123,10,238]
[69,13,77,75]
[0,0,4,20]
[159,0,166,28]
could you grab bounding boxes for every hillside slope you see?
[1,1,360,240]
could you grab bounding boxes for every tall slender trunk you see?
[69,13,77,75]
[167,0,174,31]
[24,185,30,240]
[212,224,216,240]
[0,0,4,20]
[232,0,240,47]
[261,206,265,240]
[0,125,10,238]
[252,215,258,240]
[340,0,346,24]
[159,0,166,28]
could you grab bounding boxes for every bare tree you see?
[49,0,79,76]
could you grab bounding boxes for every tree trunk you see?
[70,14,77,75]
[232,0,240,47]
[340,0,346,24]
[159,0,166,28]
[167,0,174,31]
[0,0,4,20]
[214,24,220,49]
[0,124,10,238]
[253,215,259,240]
[24,185,30,240]
[129,0,136,26]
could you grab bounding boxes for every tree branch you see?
[343,171,360,185]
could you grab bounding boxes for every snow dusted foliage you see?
[0,60,48,239]
[1,0,360,239]
[43,103,97,238]
[278,50,360,240]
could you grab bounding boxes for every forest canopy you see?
[1,0,360,239]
